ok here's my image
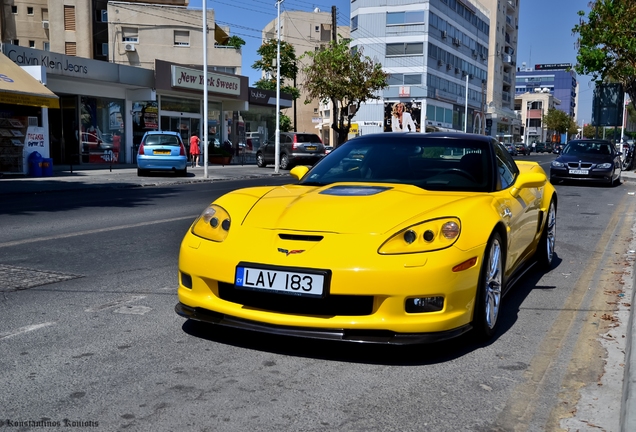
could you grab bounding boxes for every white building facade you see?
[349,0,491,137]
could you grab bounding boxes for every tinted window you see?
[144,134,181,146]
[294,134,322,143]
[493,141,517,189]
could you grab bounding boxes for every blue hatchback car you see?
[137,131,188,176]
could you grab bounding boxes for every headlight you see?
[379,218,460,254]
[191,204,231,242]
[597,162,612,169]
[551,160,564,167]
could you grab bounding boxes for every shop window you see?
[174,30,189,47]
[64,6,76,31]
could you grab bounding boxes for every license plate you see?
[235,265,326,297]
[153,150,170,155]
[305,146,317,151]
[569,169,589,175]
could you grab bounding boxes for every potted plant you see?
[209,141,233,165]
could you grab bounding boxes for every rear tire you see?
[472,232,504,341]
[537,198,556,269]
[280,154,290,170]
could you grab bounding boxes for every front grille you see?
[218,282,373,316]
[567,162,593,169]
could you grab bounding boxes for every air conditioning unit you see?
[453,38,461,46]
[437,59,444,67]
[472,50,477,58]
[42,20,49,29]
[124,43,136,52]
[441,30,447,39]
[455,67,460,74]
[446,64,452,70]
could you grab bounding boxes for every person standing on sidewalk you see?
[189,133,201,167]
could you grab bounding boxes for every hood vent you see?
[279,234,324,242]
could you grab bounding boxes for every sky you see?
[189,0,596,124]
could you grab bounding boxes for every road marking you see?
[0,216,195,248]
[0,322,55,341]
[495,193,635,431]
[85,295,146,313]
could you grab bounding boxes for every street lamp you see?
[274,0,284,174]
[202,0,209,178]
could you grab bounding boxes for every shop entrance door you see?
[160,114,200,158]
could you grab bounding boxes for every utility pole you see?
[331,5,337,146]
[481,80,486,135]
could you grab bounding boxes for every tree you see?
[301,38,389,146]
[251,39,300,100]
[543,108,573,137]
[583,124,597,138]
[572,1,636,108]
[225,36,246,50]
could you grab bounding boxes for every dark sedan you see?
[550,139,622,186]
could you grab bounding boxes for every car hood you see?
[240,183,474,234]
[556,153,614,163]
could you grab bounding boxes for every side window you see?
[493,141,518,189]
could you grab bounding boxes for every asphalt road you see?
[0,160,633,431]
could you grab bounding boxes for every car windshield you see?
[299,135,492,192]
[144,134,181,146]
[563,141,612,156]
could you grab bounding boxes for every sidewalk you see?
[0,162,289,196]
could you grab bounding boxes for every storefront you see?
[2,45,155,166]
[242,87,292,152]
[152,60,249,158]
[0,52,59,174]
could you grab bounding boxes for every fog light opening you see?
[406,296,444,313]
[181,272,193,289]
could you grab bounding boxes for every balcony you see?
[503,54,514,66]
[507,0,516,11]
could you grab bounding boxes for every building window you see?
[43,42,50,51]
[99,10,107,22]
[174,30,189,46]
[386,42,423,57]
[12,39,19,46]
[64,6,76,31]
[387,73,422,86]
[27,7,34,15]
[65,42,77,56]
[386,11,425,25]
[11,5,17,14]
[351,15,358,31]
[101,43,109,57]
[315,25,320,32]
[29,40,35,48]
[122,27,139,43]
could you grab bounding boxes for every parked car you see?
[506,144,518,156]
[137,131,188,176]
[535,142,553,153]
[550,139,621,186]
[176,132,557,343]
[552,143,563,154]
[324,146,334,155]
[515,142,529,155]
[256,132,326,170]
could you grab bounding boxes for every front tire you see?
[537,198,556,269]
[256,152,267,168]
[473,232,504,341]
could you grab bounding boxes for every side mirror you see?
[290,165,309,180]
[510,172,547,198]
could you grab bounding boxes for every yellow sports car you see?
[176,132,557,343]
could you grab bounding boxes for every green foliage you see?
[572,1,636,107]
[543,108,573,135]
[301,38,389,146]
[583,124,597,138]
[225,36,246,49]
[252,39,299,82]
[279,114,292,132]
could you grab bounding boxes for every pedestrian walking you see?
[531,141,536,153]
[189,133,201,167]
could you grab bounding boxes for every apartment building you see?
[480,0,520,141]
[349,0,490,136]
[515,89,559,144]
[262,9,349,143]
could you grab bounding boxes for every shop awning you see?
[0,52,59,108]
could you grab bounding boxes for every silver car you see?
[256,132,325,170]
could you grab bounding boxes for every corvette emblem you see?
[278,248,305,256]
